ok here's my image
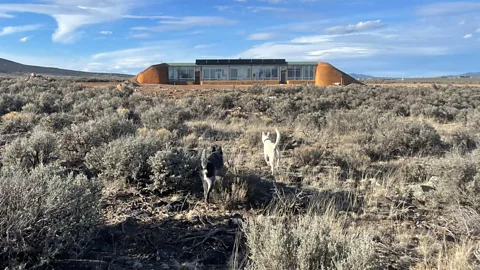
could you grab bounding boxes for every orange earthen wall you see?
[315,62,362,86]
[136,64,169,84]
[200,80,281,85]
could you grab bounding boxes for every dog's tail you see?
[201,148,207,169]
[274,128,281,147]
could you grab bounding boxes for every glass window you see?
[265,67,271,80]
[295,66,302,80]
[272,67,278,79]
[173,68,178,80]
[231,68,238,80]
[203,68,210,80]
[287,66,294,80]
[187,68,194,79]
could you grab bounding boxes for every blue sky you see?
[0,0,479,77]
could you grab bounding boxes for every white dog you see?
[261,128,281,175]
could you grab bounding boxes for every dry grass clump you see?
[243,204,377,270]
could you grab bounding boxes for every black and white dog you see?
[200,146,226,204]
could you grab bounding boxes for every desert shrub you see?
[0,165,101,269]
[21,102,42,114]
[37,91,62,114]
[444,131,478,154]
[333,146,372,179]
[148,147,199,194]
[38,112,76,132]
[212,93,238,109]
[85,134,164,184]
[0,112,41,134]
[59,115,137,166]
[243,209,376,270]
[367,120,443,160]
[292,145,326,167]
[189,122,239,141]
[2,128,58,170]
[0,93,24,115]
[141,103,192,132]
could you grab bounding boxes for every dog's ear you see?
[201,148,207,168]
[217,146,223,154]
[266,132,270,137]
[212,146,216,152]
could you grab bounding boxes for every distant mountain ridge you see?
[0,58,133,78]
[459,72,480,77]
[349,73,375,79]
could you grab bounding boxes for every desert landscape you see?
[0,71,479,270]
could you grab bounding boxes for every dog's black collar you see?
[263,138,270,143]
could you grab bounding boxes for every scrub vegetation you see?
[0,75,479,269]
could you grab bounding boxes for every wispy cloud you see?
[0,13,14,18]
[324,19,385,34]
[415,2,480,17]
[131,16,237,32]
[128,32,153,39]
[87,41,199,73]
[247,6,288,12]
[463,33,473,39]
[99,30,112,35]
[194,43,216,49]
[247,32,278,40]
[476,28,480,33]
[0,1,143,43]
[19,36,30,42]
[0,24,41,36]
[123,14,173,19]
[214,5,232,11]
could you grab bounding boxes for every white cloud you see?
[0,24,41,36]
[416,2,480,17]
[128,32,153,39]
[247,6,288,12]
[99,30,112,35]
[290,35,333,43]
[87,41,200,73]
[0,1,143,43]
[0,13,14,18]
[235,0,248,2]
[131,16,237,32]
[237,26,451,62]
[463,33,473,39]
[123,14,174,19]
[19,36,30,42]
[214,5,232,11]
[194,44,216,49]
[247,32,277,40]
[324,19,385,34]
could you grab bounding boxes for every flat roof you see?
[196,59,287,65]
[165,59,318,67]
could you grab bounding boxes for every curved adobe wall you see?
[136,64,169,84]
[315,62,362,86]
